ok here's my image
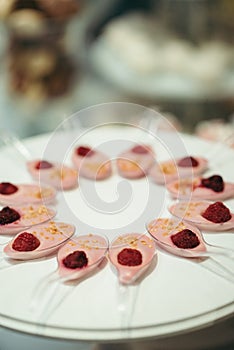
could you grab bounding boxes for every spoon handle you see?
[199,257,234,284]
[0,129,32,161]
[206,244,234,259]
[117,283,139,329]
[29,270,60,314]
[0,257,17,270]
[0,238,10,246]
[30,269,85,323]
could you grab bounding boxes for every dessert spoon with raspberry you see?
[147,218,234,283]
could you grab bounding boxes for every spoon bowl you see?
[72,146,112,180]
[3,221,75,260]
[109,233,156,285]
[116,144,156,179]
[57,234,109,281]
[0,204,56,235]
[146,218,234,259]
[27,160,78,190]
[0,183,57,205]
[149,156,208,185]
[166,177,234,201]
[0,129,78,191]
[168,200,234,231]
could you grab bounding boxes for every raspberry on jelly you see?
[201,175,224,192]
[76,146,94,157]
[35,160,53,170]
[0,182,18,195]
[117,248,142,266]
[12,232,40,251]
[178,156,199,167]
[171,229,200,249]
[131,145,149,154]
[0,206,20,225]
[202,201,231,223]
[63,250,88,269]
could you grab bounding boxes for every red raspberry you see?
[201,175,224,192]
[117,248,142,266]
[63,250,88,269]
[12,232,40,251]
[178,156,199,167]
[35,160,53,170]
[0,182,18,195]
[0,206,20,225]
[76,146,94,157]
[131,145,149,154]
[202,201,231,223]
[171,229,200,249]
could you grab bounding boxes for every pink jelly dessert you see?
[169,200,234,231]
[147,218,206,257]
[149,156,208,185]
[117,144,155,179]
[63,250,88,269]
[57,234,108,280]
[27,159,78,190]
[171,229,200,249]
[0,182,18,195]
[202,201,231,223]
[0,182,56,205]
[117,248,142,266]
[0,206,20,225]
[109,233,156,284]
[72,146,112,180]
[12,232,40,251]
[0,204,56,235]
[166,175,234,201]
[4,221,75,260]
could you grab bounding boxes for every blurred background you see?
[0,0,234,142]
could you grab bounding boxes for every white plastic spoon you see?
[0,130,78,190]
[30,234,108,321]
[109,232,156,329]
[0,182,57,205]
[166,175,234,201]
[3,221,75,260]
[147,218,234,283]
[149,156,208,185]
[72,145,112,180]
[109,233,156,285]
[116,144,156,179]
[169,200,234,231]
[0,204,56,235]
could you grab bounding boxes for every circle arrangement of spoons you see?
[0,129,234,330]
